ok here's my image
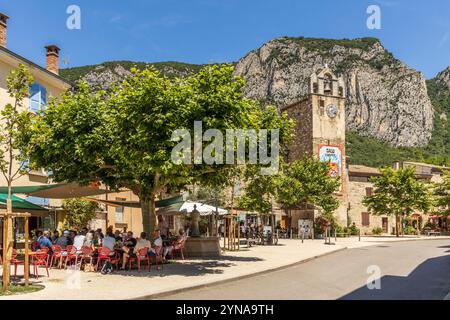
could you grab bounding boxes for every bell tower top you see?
[310,67,345,98]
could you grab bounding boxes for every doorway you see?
[382,218,388,233]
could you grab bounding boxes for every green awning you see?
[0,193,48,212]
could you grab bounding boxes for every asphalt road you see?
[159,240,450,300]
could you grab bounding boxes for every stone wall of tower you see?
[283,97,313,162]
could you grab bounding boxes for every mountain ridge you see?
[59,36,450,167]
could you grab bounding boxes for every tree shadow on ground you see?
[339,254,450,300]
[105,255,265,279]
[1,254,266,281]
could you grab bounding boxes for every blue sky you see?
[2,0,450,78]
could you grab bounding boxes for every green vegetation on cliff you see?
[60,61,205,84]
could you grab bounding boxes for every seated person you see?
[73,230,87,252]
[165,229,186,258]
[114,230,123,242]
[121,232,150,270]
[38,230,54,254]
[56,230,73,249]
[51,230,60,244]
[102,231,116,255]
[83,232,94,249]
[149,230,163,256]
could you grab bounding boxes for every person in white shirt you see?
[102,232,116,252]
[73,230,86,252]
[121,232,150,270]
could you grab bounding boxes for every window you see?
[167,215,174,229]
[29,83,47,113]
[115,197,126,223]
[361,212,370,227]
[365,187,373,197]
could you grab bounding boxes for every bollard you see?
[302,231,304,244]
[335,230,337,242]
[358,229,361,242]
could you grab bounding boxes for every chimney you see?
[45,45,60,74]
[0,13,9,48]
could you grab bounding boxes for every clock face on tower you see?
[326,104,338,118]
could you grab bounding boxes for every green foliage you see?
[276,158,341,215]
[62,198,99,231]
[363,166,431,236]
[28,64,292,234]
[431,170,450,216]
[60,61,206,84]
[372,227,384,235]
[0,284,44,296]
[346,131,428,167]
[425,80,450,166]
[403,226,417,235]
[280,37,381,52]
[187,185,226,207]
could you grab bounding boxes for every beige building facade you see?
[0,13,71,233]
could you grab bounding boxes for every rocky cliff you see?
[61,37,435,148]
[234,37,434,147]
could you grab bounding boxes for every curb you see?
[129,246,348,300]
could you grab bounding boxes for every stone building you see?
[281,67,448,235]
[0,13,71,234]
[281,68,349,231]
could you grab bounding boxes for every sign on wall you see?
[319,145,343,192]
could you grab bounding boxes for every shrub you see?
[372,227,384,235]
[348,224,360,236]
[404,226,417,235]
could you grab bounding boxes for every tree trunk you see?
[2,188,13,291]
[395,214,400,238]
[140,196,157,236]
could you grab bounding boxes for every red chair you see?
[171,238,187,260]
[32,251,49,279]
[79,246,94,269]
[95,247,119,272]
[50,245,64,268]
[11,249,24,279]
[128,248,150,272]
[39,246,50,253]
[64,245,79,269]
[31,241,39,252]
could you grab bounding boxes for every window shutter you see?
[362,212,370,227]
[29,83,40,112]
[41,86,47,110]
[365,187,373,197]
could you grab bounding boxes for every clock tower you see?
[282,67,348,226]
[282,67,346,190]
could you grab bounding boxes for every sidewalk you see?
[1,236,449,300]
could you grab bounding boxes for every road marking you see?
[444,292,450,300]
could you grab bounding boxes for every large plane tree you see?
[26,65,290,234]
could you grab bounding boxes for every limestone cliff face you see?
[235,37,434,147]
[436,66,450,91]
